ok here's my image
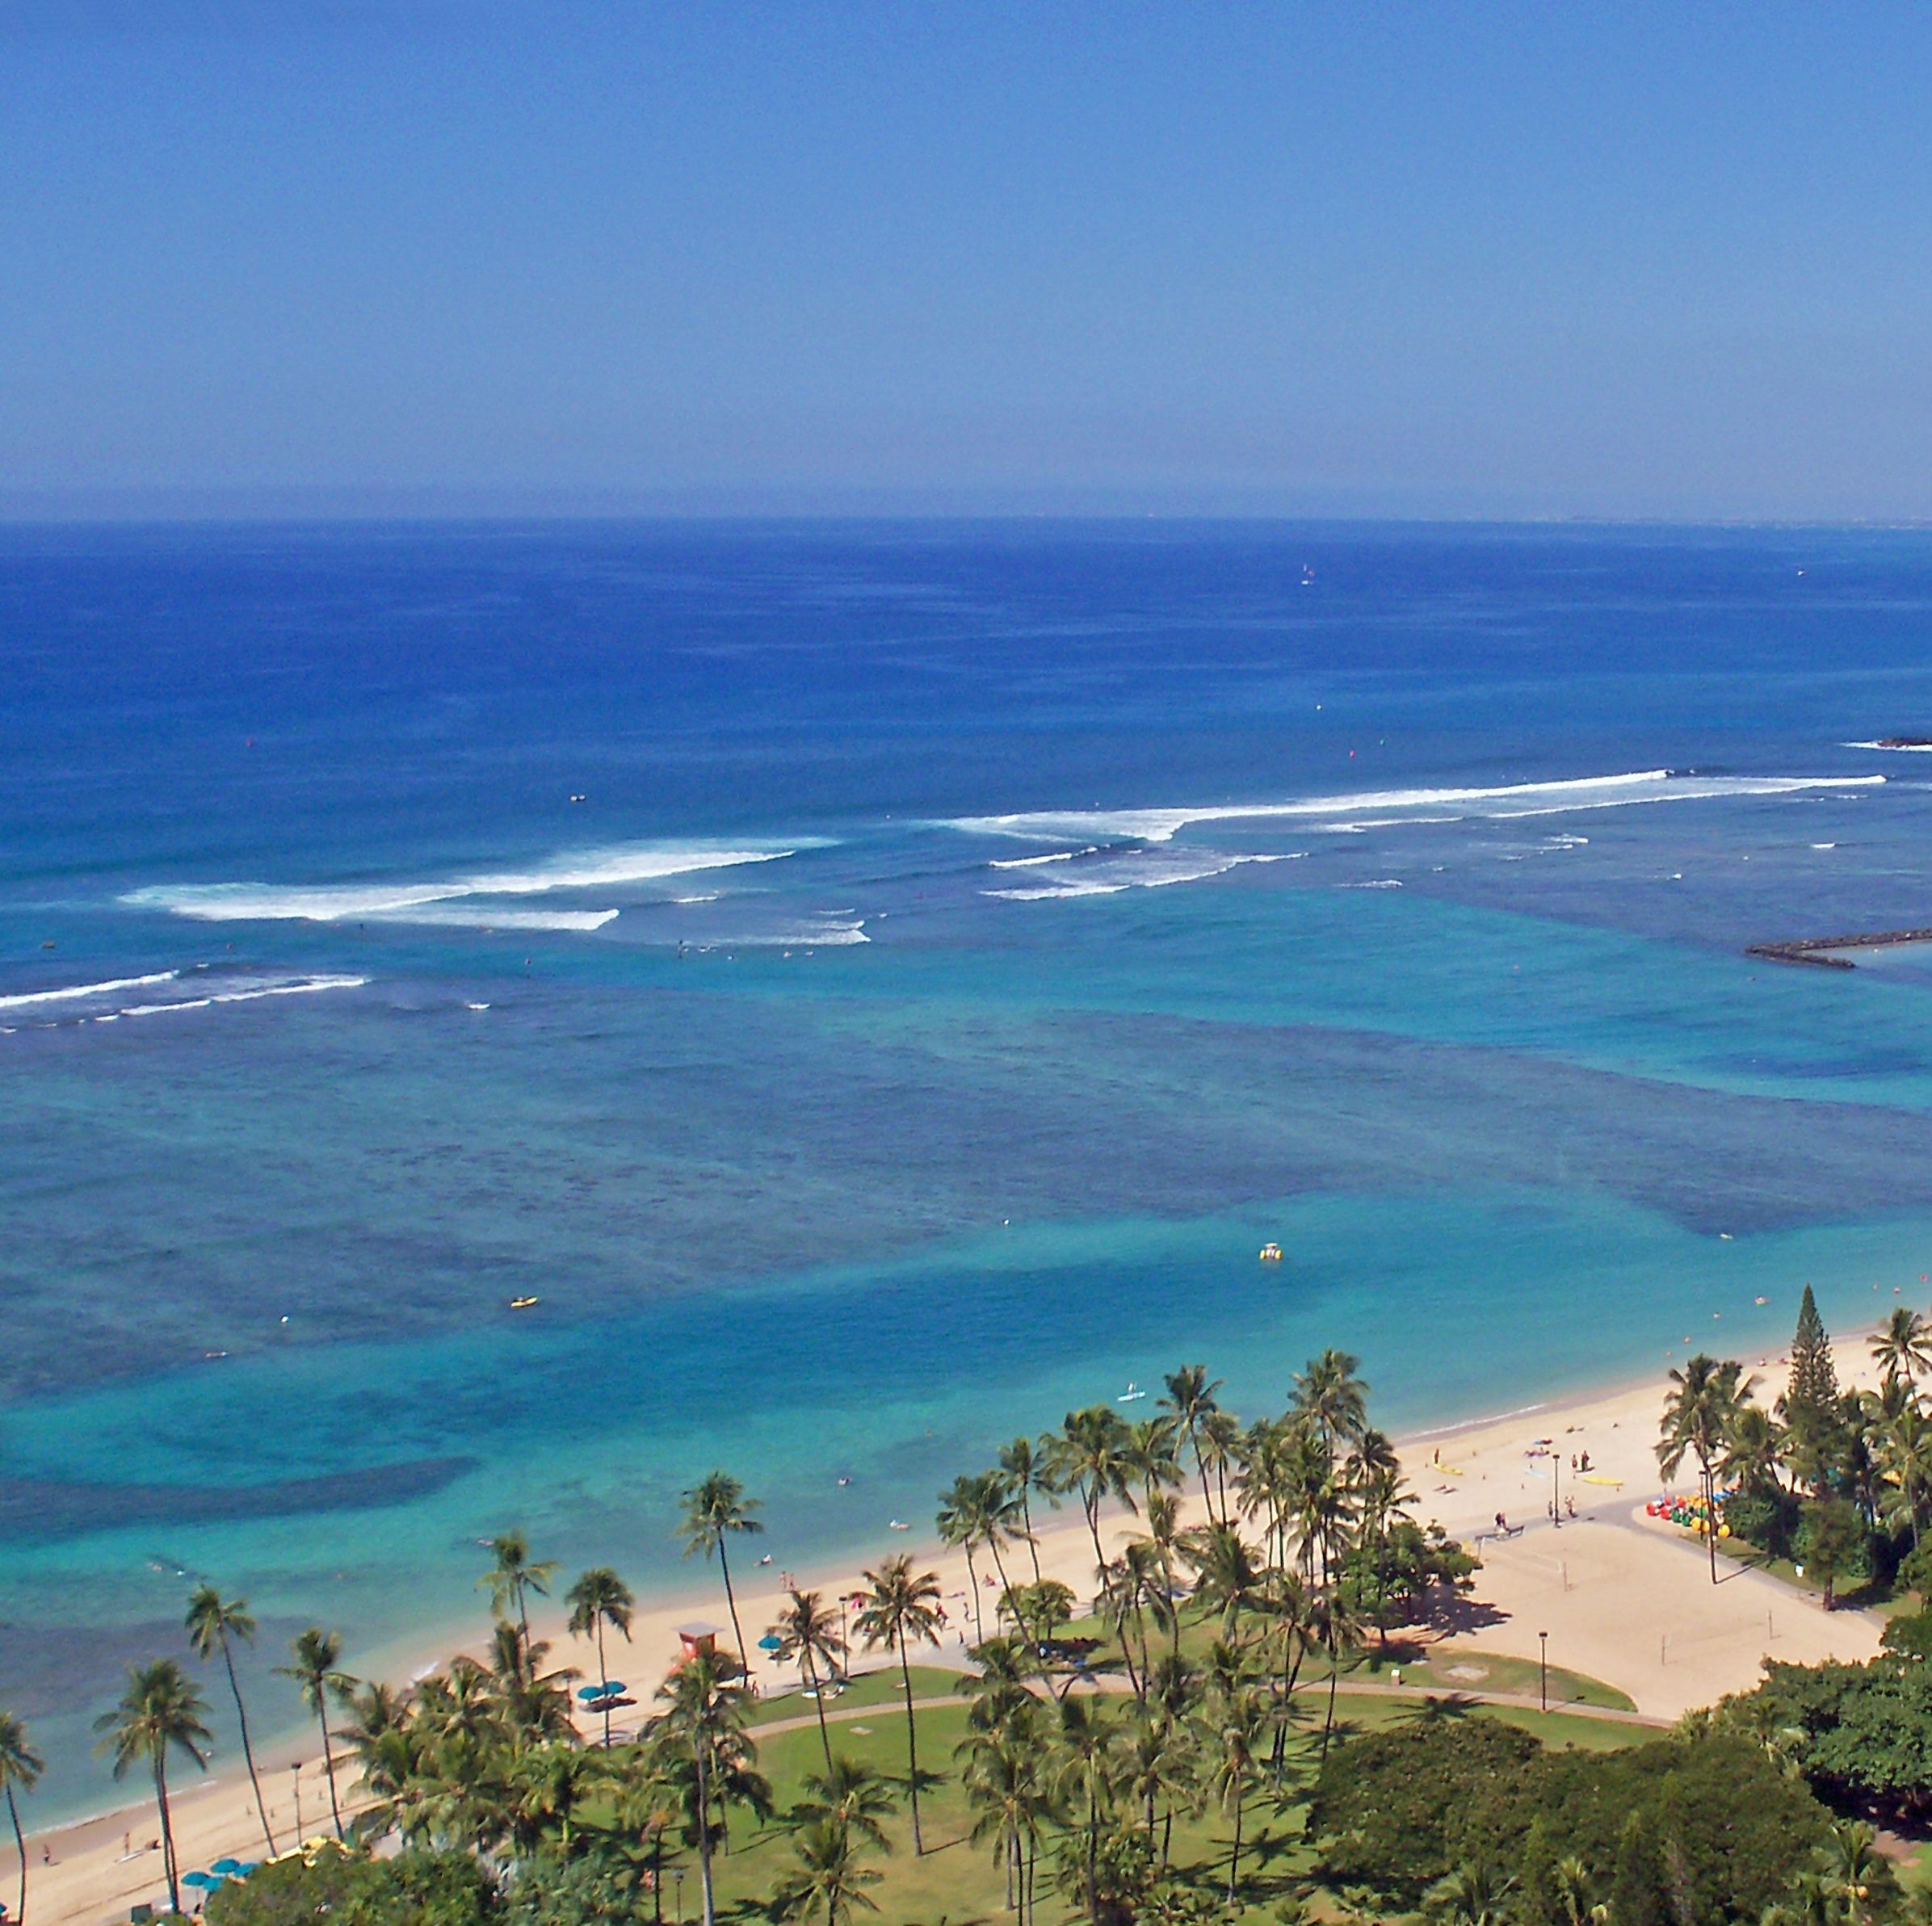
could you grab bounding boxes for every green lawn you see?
[1046,1605,1636,1714]
[744,1663,963,1728]
[645,1682,1644,1923]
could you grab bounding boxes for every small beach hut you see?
[674,1622,720,1663]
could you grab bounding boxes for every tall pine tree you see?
[1788,1284,1839,1416]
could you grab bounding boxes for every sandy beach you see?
[18,1338,1892,1924]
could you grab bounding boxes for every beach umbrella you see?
[758,1634,783,1653]
[212,1858,242,1876]
[183,1871,216,1890]
[577,1684,607,1702]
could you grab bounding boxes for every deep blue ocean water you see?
[8,518,1932,1819]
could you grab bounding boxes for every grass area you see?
[743,1663,961,1728]
[1047,1605,1636,1714]
[1368,1643,1636,1713]
[644,1681,1644,1923]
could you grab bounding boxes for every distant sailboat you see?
[1117,1381,1147,1404]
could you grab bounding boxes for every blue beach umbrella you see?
[212,1858,242,1875]
[758,1635,783,1653]
[182,1870,216,1890]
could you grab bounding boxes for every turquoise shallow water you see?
[6,520,1932,1819]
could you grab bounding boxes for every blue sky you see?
[4,2,1930,519]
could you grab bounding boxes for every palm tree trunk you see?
[1084,1488,1106,1579]
[596,1620,615,1748]
[1086,1779,1100,1926]
[1021,1492,1042,1584]
[1226,1790,1243,1902]
[964,1546,985,1646]
[153,1756,179,1918]
[222,1642,277,1855]
[695,1744,716,1926]
[805,1651,834,1774]
[319,1710,344,1838]
[1705,1462,1720,1584]
[717,1539,751,1681]
[8,1781,27,1926]
[986,1534,1015,1605]
[1005,1823,1016,1912]
[897,1635,924,1855]
[1322,1660,1340,1764]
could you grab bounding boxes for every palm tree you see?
[1310,1587,1365,1764]
[1719,1400,1784,1498]
[937,1478,992,1646]
[998,1437,1051,1584]
[1178,1521,1267,1641]
[275,1627,357,1838]
[1873,1307,1932,1390]
[0,1710,43,1926]
[1158,1364,1224,1516]
[771,1816,883,1924]
[94,1659,211,1917]
[184,1585,277,1856]
[1292,1349,1369,1448]
[1819,1819,1888,1924]
[1048,1690,1119,1926]
[1425,1860,1518,1924]
[479,1529,559,1643]
[566,1567,636,1748]
[677,1472,763,1676]
[956,1727,1049,1921]
[1123,1416,1182,1517]
[488,1622,582,1744]
[1195,1409,1244,1526]
[797,1756,897,1853]
[649,1647,756,1926]
[1046,1406,1139,1574]
[771,1590,849,1772]
[854,1555,943,1854]
[1880,1406,1932,1550]
[1201,1685,1267,1903]
[1658,1353,1756,1583]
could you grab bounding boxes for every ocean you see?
[6,518,1932,1820]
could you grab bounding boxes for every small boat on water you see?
[509,1295,540,1311]
[1117,1382,1147,1404]
[1258,1242,1283,1262]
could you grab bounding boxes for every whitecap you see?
[946,770,1884,846]
[0,971,178,1010]
[1341,879,1404,889]
[120,975,367,1016]
[987,849,1094,870]
[380,906,620,933]
[1845,741,1932,752]
[727,925,870,947]
[982,850,1291,902]
[124,843,801,926]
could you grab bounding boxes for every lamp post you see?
[1539,1630,1548,1714]
[673,1865,687,1924]
[1552,1452,1560,1529]
[292,1760,304,1840]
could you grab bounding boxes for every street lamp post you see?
[1539,1630,1549,1714]
[292,1760,304,1840]
[673,1865,687,1924]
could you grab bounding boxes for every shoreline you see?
[15,1329,1892,1924]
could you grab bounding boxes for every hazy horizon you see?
[6,3,1931,522]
